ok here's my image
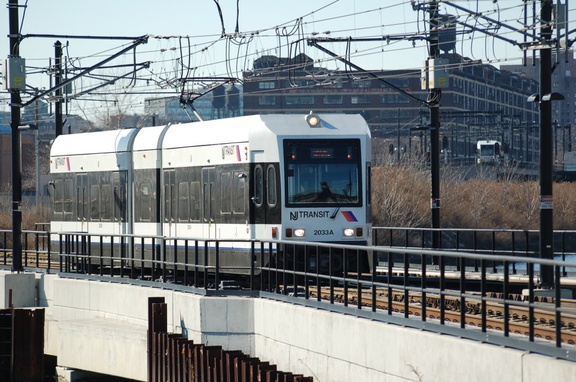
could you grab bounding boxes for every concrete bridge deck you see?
[1,270,575,382]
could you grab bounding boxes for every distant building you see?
[243,53,539,162]
[501,50,576,128]
[501,50,576,158]
[144,84,243,125]
[0,133,35,192]
[0,105,90,195]
[22,100,49,124]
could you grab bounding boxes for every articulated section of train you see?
[49,113,372,275]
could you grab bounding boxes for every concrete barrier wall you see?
[40,275,258,381]
[251,298,576,382]
[0,273,35,308]
[7,271,574,382]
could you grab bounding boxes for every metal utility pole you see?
[538,0,555,288]
[8,0,23,272]
[428,1,442,250]
[54,40,63,137]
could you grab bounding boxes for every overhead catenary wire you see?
[0,1,569,123]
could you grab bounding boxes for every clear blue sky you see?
[0,1,568,117]
[2,1,428,71]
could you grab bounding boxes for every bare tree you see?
[372,166,429,228]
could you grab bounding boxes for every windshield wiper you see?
[330,206,340,219]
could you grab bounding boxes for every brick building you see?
[242,53,540,162]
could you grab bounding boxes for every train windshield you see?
[284,139,362,207]
[479,144,495,156]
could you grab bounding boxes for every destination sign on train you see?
[310,148,334,158]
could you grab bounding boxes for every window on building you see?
[380,94,410,104]
[258,81,276,89]
[351,95,371,104]
[351,79,371,88]
[323,95,343,105]
[292,79,313,87]
[286,95,315,105]
[325,80,344,88]
[382,78,410,88]
[258,96,276,105]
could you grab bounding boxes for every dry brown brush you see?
[0,166,575,232]
[372,165,576,230]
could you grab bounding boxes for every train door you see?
[250,150,280,239]
[112,171,127,234]
[251,151,266,234]
[75,174,88,232]
[202,167,216,239]
[163,169,176,237]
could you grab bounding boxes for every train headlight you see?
[294,228,306,237]
[343,228,355,237]
[305,112,321,128]
[343,227,363,237]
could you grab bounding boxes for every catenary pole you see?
[428,1,441,250]
[539,0,554,288]
[8,0,23,272]
[55,40,63,137]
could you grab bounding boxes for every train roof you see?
[50,128,138,157]
[477,139,500,145]
[161,113,370,149]
[132,124,169,151]
[50,113,370,158]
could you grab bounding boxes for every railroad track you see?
[310,287,576,345]
[0,251,54,269]
[6,248,576,344]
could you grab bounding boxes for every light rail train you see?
[49,113,372,275]
[476,139,502,164]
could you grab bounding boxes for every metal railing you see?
[1,227,575,361]
[373,226,576,274]
[52,231,576,362]
[0,228,51,270]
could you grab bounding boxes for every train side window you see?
[112,172,125,221]
[164,184,174,222]
[139,182,152,222]
[203,183,209,222]
[75,174,87,221]
[190,181,200,222]
[209,182,215,222]
[203,182,215,222]
[53,179,63,214]
[266,165,277,207]
[220,172,232,214]
[233,171,246,214]
[254,165,263,207]
[90,184,100,220]
[178,182,189,222]
[101,184,112,221]
[64,178,73,216]
[113,186,121,221]
[367,164,371,206]
[76,186,85,220]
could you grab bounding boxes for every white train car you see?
[50,113,372,274]
[476,139,502,164]
[50,128,138,236]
